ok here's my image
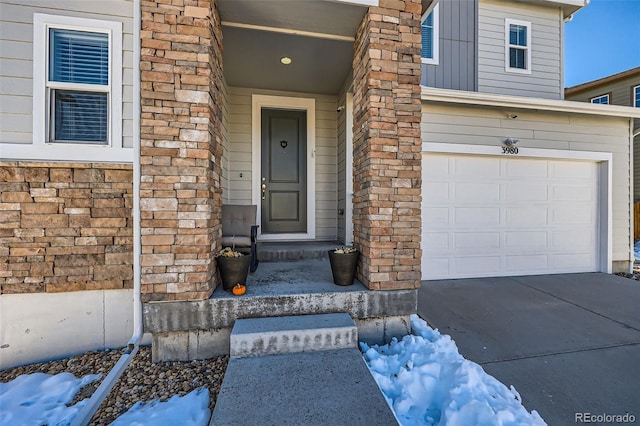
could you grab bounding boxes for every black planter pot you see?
[217,254,251,291]
[328,250,359,286]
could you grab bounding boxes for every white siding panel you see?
[477,0,562,99]
[0,1,133,149]
[227,87,338,240]
[422,103,632,268]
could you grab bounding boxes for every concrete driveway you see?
[418,273,640,425]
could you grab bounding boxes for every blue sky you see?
[565,0,640,88]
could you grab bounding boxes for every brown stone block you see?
[1,283,45,294]
[73,168,104,183]
[22,214,68,228]
[0,211,20,223]
[30,262,54,277]
[21,203,59,214]
[55,253,103,267]
[23,167,50,182]
[141,234,175,246]
[104,169,133,182]
[104,252,133,265]
[94,264,133,281]
[10,247,45,256]
[91,208,131,218]
[0,167,25,182]
[46,281,87,293]
[2,192,32,203]
[90,218,127,228]
[86,279,125,290]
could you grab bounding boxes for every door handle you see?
[261,181,267,200]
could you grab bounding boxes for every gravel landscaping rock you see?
[0,346,229,425]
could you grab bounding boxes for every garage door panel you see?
[423,182,449,202]
[453,256,501,276]
[422,232,449,252]
[454,157,500,177]
[505,255,549,272]
[506,183,548,201]
[504,231,547,248]
[422,153,600,279]
[505,160,548,177]
[455,183,500,202]
[453,232,500,250]
[552,184,594,201]
[423,207,449,227]
[454,207,500,226]
[505,207,549,226]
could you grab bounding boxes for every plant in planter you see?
[328,246,359,286]
[216,246,251,291]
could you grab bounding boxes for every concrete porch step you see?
[257,241,340,262]
[230,313,357,358]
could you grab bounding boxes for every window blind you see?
[422,12,434,59]
[50,29,109,85]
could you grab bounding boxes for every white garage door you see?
[421,153,600,280]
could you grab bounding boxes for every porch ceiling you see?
[219,0,365,95]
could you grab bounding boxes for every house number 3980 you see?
[502,146,519,155]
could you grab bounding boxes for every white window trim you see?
[633,85,640,108]
[7,13,129,163]
[505,18,532,75]
[590,94,610,105]
[421,3,439,66]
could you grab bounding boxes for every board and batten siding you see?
[422,0,477,92]
[0,1,134,148]
[477,0,562,100]
[226,87,338,240]
[421,103,632,268]
[221,78,231,205]
[565,73,640,200]
[337,89,348,244]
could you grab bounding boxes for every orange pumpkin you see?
[232,283,246,296]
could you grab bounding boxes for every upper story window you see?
[505,19,531,74]
[34,14,122,147]
[634,85,640,107]
[590,94,610,105]
[421,3,439,65]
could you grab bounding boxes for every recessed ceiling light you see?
[280,56,292,65]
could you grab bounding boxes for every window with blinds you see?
[590,94,609,105]
[421,3,439,65]
[634,86,640,108]
[505,19,531,74]
[47,28,110,144]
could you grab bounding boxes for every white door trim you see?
[252,94,316,240]
[422,142,613,274]
[345,92,354,246]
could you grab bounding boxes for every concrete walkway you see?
[418,273,640,424]
[210,348,398,426]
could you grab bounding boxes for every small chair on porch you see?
[221,204,259,272]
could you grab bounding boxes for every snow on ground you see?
[2,315,546,426]
[109,388,210,426]
[362,314,546,426]
[0,372,100,425]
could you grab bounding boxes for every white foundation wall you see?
[0,289,134,369]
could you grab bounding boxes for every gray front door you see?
[261,108,307,234]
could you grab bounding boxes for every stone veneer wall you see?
[0,162,133,294]
[352,0,423,290]
[140,0,224,302]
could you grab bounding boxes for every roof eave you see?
[421,87,640,119]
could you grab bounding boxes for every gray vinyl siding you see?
[226,87,338,240]
[477,0,562,99]
[221,78,230,205]
[565,72,640,200]
[422,103,632,264]
[422,0,476,91]
[0,0,134,147]
[337,89,348,244]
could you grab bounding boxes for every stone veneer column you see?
[352,0,422,290]
[140,0,223,301]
